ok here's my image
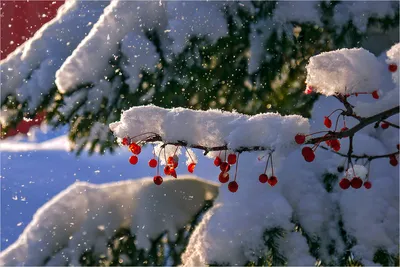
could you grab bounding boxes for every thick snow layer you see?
[55,0,166,94]
[0,135,70,152]
[0,177,218,266]
[386,43,400,87]
[0,0,108,109]
[110,105,310,156]
[181,82,398,265]
[306,48,383,96]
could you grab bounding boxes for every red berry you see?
[363,181,372,189]
[164,166,172,175]
[381,122,389,129]
[168,156,178,168]
[129,143,141,155]
[351,177,363,189]
[268,176,278,187]
[324,116,332,128]
[259,174,269,184]
[122,137,130,146]
[129,155,138,165]
[302,146,313,156]
[340,127,349,133]
[148,159,157,168]
[295,134,306,144]
[188,163,196,173]
[330,139,341,152]
[339,178,351,189]
[170,169,177,178]
[220,162,230,172]
[388,64,398,72]
[153,175,163,185]
[214,156,222,167]
[218,172,230,183]
[228,181,239,193]
[389,155,398,166]
[372,90,379,99]
[227,154,237,165]
[302,147,315,162]
[304,86,313,95]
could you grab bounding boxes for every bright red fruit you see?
[339,178,351,189]
[381,122,389,129]
[167,156,174,164]
[227,154,237,165]
[188,163,196,173]
[388,64,398,72]
[164,166,172,175]
[304,86,313,95]
[372,90,379,99]
[363,181,372,189]
[302,147,315,162]
[330,139,341,152]
[170,169,177,178]
[340,127,349,132]
[295,134,306,144]
[259,174,268,184]
[324,116,332,128]
[129,155,138,165]
[228,181,239,193]
[302,146,313,156]
[122,137,130,146]
[220,162,230,172]
[153,175,163,185]
[214,156,222,167]
[219,172,230,183]
[351,177,363,189]
[148,159,157,168]
[268,176,278,187]
[129,143,141,155]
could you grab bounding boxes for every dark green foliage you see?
[244,227,287,266]
[373,248,400,266]
[323,172,339,192]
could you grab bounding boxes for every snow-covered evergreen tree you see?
[0,1,399,266]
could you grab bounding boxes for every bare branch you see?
[306,105,399,144]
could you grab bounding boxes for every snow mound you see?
[0,177,218,266]
[386,42,400,87]
[0,135,70,152]
[109,105,310,155]
[306,48,383,96]
[0,0,108,109]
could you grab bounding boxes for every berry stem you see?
[234,153,240,181]
[334,113,341,132]
[264,154,271,174]
[270,153,274,176]
[184,146,195,163]
[327,108,345,118]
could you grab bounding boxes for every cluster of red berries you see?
[213,153,239,192]
[257,153,278,187]
[339,176,371,190]
[122,137,197,186]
